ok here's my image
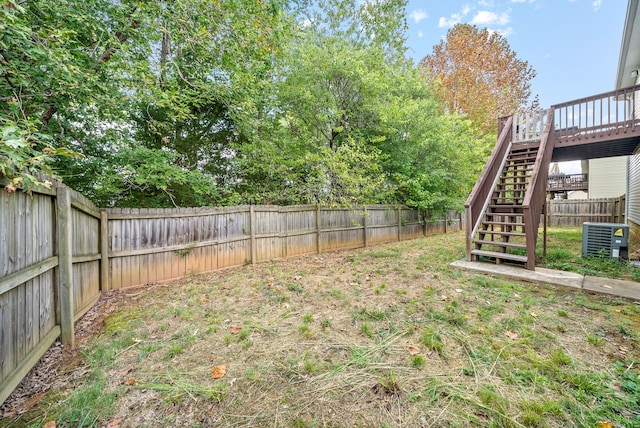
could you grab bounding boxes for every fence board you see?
[547,197,625,227]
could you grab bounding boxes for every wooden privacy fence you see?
[106,205,463,289]
[545,196,625,227]
[0,183,101,405]
[0,180,464,404]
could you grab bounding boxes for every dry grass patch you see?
[2,231,639,427]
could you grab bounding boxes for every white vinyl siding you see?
[588,156,628,199]
[627,153,640,224]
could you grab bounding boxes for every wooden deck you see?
[547,173,588,193]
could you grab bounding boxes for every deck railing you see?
[465,116,513,260]
[547,173,588,192]
[522,108,556,269]
[512,109,548,143]
[552,84,640,144]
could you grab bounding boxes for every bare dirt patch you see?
[2,231,639,427]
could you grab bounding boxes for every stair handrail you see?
[465,116,513,260]
[521,108,556,269]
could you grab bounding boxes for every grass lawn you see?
[1,229,639,427]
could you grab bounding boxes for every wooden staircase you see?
[470,144,539,267]
[466,85,640,271]
[465,111,555,270]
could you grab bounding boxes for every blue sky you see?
[404,0,628,110]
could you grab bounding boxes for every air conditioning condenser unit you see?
[582,222,628,260]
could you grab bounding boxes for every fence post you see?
[363,206,368,247]
[100,210,110,291]
[397,206,402,242]
[444,211,448,234]
[422,209,427,237]
[250,206,257,264]
[316,205,321,254]
[282,208,288,258]
[56,186,75,347]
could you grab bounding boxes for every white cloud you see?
[471,10,511,26]
[592,0,602,11]
[495,26,513,37]
[409,9,428,23]
[509,0,535,3]
[439,16,459,28]
[479,0,494,7]
[438,5,471,28]
[418,30,424,38]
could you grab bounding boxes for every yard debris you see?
[505,331,518,340]
[211,364,227,379]
[407,346,420,355]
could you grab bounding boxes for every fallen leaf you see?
[407,346,420,355]
[505,330,518,340]
[120,367,134,377]
[598,422,613,428]
[4,184,17,193]
[131,337,141,343]
[424,284,430,289]
[124,378,136,386]
[529,312,538,318]
[202,296,209,302]
[230,326,242,335]
[455,288,463,293]
[229,377,237,387]
[212,364,227,379]
[105,418,123,428]
[43,421,56,428]
[441,295,451,301]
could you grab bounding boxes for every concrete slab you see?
[583,276,640,300]
[450,260,640,301]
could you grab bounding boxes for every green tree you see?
[0,0,140,189]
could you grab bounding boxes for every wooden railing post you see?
[56,186,74,347]
[100,210,110,291]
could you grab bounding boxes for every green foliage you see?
[1,0,498,211]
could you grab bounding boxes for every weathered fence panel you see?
[0,181,104,405]
[547,196,625,227]
[103,205,465,289]
[70,191,101,321]
[0,187,59,406]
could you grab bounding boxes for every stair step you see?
[470,249,528,264]
[507,151,538,162]
[478,230,526,237]
[488,207,524,212]
[481,220,525,227]
[475,240,526,249]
